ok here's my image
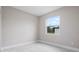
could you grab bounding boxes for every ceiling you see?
[12,6,63,16]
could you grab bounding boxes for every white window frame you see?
[45,16,60,35]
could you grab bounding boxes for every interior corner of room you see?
[0,6,79,52]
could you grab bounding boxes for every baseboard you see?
[38,40,79,52]
[1,41,35,51]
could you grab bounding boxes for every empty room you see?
[0,6,79,52]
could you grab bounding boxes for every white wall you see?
[2,6,38,47]
[39,6,79,49]
[0,6,1,49]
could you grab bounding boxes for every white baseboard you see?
[38,40,79,52]
[1,41,35,51]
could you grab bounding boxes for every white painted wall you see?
[2,6,38,47]
[39,6,79,49]
[0,7,1,49]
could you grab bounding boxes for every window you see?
[46,16,60,34]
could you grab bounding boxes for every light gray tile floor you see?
[2,42,74,52]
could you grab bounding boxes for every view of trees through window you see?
[46,16,60,34]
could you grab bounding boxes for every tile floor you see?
[2,42,73,52]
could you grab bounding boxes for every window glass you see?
[46,16,60,34]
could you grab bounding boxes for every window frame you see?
[45,16,60,35]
